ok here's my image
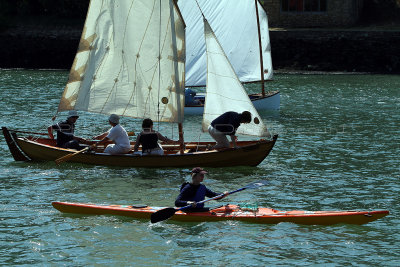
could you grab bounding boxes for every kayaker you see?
[133,118,178,155]
[175,167,228,211]
[208,111,252,149]
[92,114,131,154]
[47,110,87,150]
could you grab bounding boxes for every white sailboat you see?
[178,0,280,115]
[2,0,277,168]
[202,17,270,138]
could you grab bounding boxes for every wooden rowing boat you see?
[2,127,277,167]
[52,202,389,225]
[2,1,279,168]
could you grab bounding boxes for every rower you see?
[47,110,87,150]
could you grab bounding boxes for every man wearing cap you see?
[92,114,131,154]
[208,111,252,149]
[175,167,228,211]
[47,110,87,150]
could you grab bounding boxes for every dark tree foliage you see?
[360,0,400,24]
[0,0,89,18]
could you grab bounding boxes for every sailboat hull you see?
[185,91,280,115]
[2,128,277,168]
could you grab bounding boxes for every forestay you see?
[202,19,270,138]
[178,0,273,87]
[58,0,185,123]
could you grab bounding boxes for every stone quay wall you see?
[0,26,399,74]
[269,30,400,73]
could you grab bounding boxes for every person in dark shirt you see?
[208,111,252,149]
[47,110,87,150]
[175,167,228,211]
[184,88,201,106]
[133,118,177,155]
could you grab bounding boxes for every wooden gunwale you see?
[9,129,277,167]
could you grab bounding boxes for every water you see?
[0,70,399,266]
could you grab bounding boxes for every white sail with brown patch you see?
[58,0,185,123]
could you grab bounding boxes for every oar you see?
[55,147,89,165]
[150,180,269,223]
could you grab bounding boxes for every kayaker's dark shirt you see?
[175,183,220,209]
[51,120,75,147]
[211,111,242,135]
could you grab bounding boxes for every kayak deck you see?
[52,202,389,225]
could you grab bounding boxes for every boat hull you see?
[185,91,280,115]
[52,202,389,225]
[2,127,277,167]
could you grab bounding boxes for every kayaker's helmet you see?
[67,110,79,119]
[109,114,120,124]
[191,167,207,174]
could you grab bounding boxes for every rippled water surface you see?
[0,70,399,266]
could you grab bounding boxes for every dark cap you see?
[191,167,207,174]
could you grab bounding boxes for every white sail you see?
[178,0,273,87]
[202,19,270,138]
[58,0,186,123]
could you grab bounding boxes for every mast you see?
[255,0,265,96]
[177,123,185,154]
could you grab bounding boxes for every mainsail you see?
[202,18,270,138]
[58,0,186,123]
[178,0,273,87]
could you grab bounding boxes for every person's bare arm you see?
[47,126,54,139]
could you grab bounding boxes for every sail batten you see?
[58,0,185,123]
[202,19,270,138]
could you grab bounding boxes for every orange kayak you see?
[52,202,389,225]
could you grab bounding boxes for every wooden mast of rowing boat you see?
[178,123,184,154]
[255,0,265,97]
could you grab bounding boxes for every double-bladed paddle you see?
[150,180,269,223]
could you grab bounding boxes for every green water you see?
[0,70,399,266]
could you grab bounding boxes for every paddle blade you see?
[244,180,269,189]
[151,208,177,223]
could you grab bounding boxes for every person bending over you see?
[208,111,252,149]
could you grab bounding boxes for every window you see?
[282,0,327,12]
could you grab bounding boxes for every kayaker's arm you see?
[207,188,229,200]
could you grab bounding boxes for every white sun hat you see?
[109,114,120,124]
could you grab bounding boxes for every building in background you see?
[264,0,364,27]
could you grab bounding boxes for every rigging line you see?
[194,0,205,18]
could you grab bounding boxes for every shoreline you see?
[0,25,399,74]
[1,67,386,76]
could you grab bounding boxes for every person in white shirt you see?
[92,114,131,154]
